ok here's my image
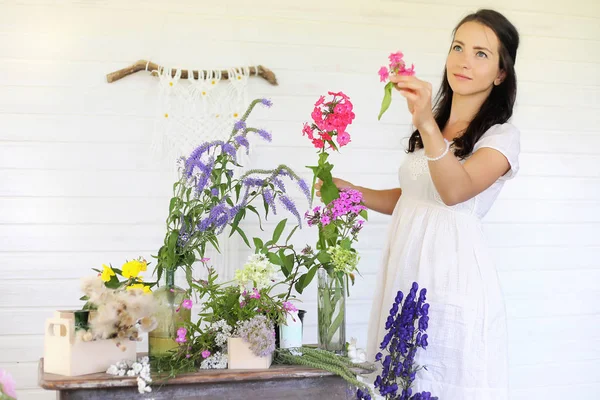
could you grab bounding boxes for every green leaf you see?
[235,226,251,247]
[229,207,245,237]
[185,265,193,288]
[340,238,352,250]
[317,250,331,264]
[169,197,180,214]
[378,81,394,121]
[327,304,345,344]
[318,152,330,166]
[253,237,264,252]
[283,254,295,276]
[104,275,121,289]
[303,265,319,288]
[246,205,264,230]
[208,235,221,253]
[267,252,282,266]
[235,184,242,202]
[294,274,306,294]
[359,209,368,221]
[272,218,287,244]
[285,225,299,245]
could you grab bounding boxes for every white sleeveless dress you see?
[366,123,520,400]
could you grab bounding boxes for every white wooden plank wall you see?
[0,0,598,398]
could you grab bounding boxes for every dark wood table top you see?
[38,358,353,391]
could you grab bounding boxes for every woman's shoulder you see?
[481,122,520,139]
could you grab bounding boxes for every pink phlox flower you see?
[398,63,415,76]
[378,66,390,82]
[336,131,351,147]
[182,299,193,310]
[311,107,323,125]
[312,138,325,149]
[201,350,211,359]
[388,51,404,65]
[176,327,187,344]
[282,301,298,313]
[302,123,314,140]
[250,288,261,299]
[327,91,350,100]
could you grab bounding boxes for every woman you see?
[317,9,520,399]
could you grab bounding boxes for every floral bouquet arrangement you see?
[356,282,438,400]
[153,255,296,374]
[304,188,367,352]
[75,257,158,350]
[156,98,311,285]
[0,368,16,400]
[377,51,416,120]
[302,91,368,353]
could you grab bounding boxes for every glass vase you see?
[317,269,346,355]
[148,269,191,358]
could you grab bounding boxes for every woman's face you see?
[446,21,505,97]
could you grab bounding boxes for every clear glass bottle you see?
[148,269,191,357]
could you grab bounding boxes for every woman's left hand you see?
[391,75,436,133]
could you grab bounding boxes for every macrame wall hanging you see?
[107,59,278,161]
[106,60,278,280]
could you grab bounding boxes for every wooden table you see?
[38,358,360,399]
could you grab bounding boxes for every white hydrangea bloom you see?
[234,254,277,292]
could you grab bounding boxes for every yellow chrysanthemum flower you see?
[101,264,115,282]
[122,260,145,279]
[127,283,151,293]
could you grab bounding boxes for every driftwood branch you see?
[106,60,278,85]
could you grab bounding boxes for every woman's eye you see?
[453,45,462,51]
[477,51,488,58]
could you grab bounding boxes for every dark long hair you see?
[407,9,519,159]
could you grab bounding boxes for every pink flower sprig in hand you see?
[378,51,415,120]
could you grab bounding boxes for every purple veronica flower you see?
[261,98,272,107]
[234,135,250,154]
[263,188,276,214]
[222,143,237,159]
[297,179,311,202]
[243,177,265,187]
[256,129,272,142]
[234,120,246,131]
[278,195,301,227]
[272,177,285,192]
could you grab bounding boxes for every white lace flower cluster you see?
[234,254,277,292]
[106,356,152,394]
[200,351,228,369]
[210,319,233,349]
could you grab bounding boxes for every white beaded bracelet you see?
[425,139,450,161]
